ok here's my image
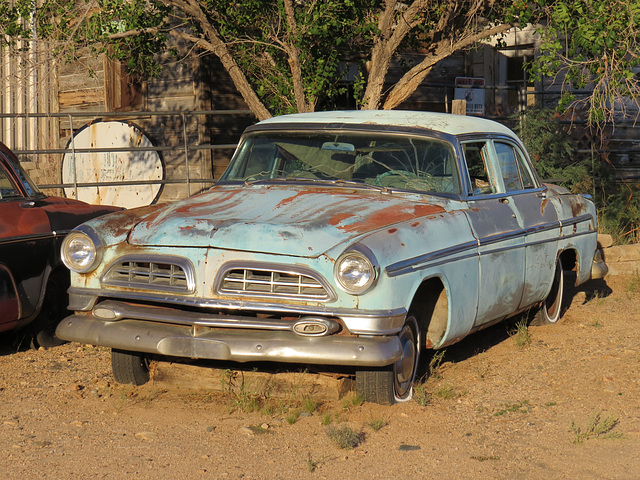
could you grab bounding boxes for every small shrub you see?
[571,411,623,444]
[435,385,456,400]
[413,382,430,406]
[626,271,640,293]
[367,418,386,431]
[493,400,531,416]
[306,454,322,473]
[302,396,319,413]
[326,425,364,449]
[285,411,300,425]
[342,392,364,410]
[510,318,531,349]
[247,424,271,435]
[428,350,447,378]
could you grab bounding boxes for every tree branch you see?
[383,22,515,110]
[161,0,271,120]
[282,0,312,112]
[362,0,429,109]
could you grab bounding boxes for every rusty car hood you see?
[127,185,447,256]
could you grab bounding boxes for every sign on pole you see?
[454,77,485,116]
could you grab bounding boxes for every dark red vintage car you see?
[0,142,120,347]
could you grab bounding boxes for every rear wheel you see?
[356,314,420,405]
[111,349,150,385]
[532,259,564,325]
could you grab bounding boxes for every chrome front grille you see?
[102,255,195,293]
[217,264,332,301]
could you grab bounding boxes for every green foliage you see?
[0,0,546,118]
[530,0,640,123]
[515,107,640,244]
[597,182,640,244]
[200,0,379,115]
[4,0,636,123]
[514,108,593,192]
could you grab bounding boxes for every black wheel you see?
[532,259,564,325]
[111,349,150,385]
[356,314,420,405]
[31,271,69,349]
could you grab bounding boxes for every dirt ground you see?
[1,274,639,480]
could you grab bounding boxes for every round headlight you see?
[61,227,103,273]
[335,248,378,295]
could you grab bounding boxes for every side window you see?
[0,167,20,200]
[494,142,522,191]
[494,142,536,192]
[514,147,536,189]
[462,141,496,195]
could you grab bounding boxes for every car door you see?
[491,140,559,308]
[0,152,54,330]
[461,139,526,327]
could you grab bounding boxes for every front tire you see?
[111,349,150,385]
[532,259,564,325]
[356,314,420,405]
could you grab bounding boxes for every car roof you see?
[257,110,516,137]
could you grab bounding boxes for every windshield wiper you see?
[243,176,322,186]
[325,179,391,193]
[242,176,391,193]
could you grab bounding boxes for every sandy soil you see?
[1,274,639,480]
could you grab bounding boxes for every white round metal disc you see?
[62,121,163,208]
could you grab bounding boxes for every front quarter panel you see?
[350,205,479,347]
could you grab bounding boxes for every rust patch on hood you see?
[329,212,356,226]
[337,203,445,233]
[126,185,448,256]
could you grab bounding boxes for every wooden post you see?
[452,99,466,115]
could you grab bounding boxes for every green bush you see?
[514,108,592,193]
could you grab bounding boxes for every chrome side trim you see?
[525,221,562,235]
[56,314,403,367]
[385,215,595,277]
[0,232,54,245]
[560,214,592,227]
[478,229,527,246]
[386,240,477,277]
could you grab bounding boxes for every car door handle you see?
[20,201,36,208]
[498,197,509,204]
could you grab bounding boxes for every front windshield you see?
[220,130,461,195]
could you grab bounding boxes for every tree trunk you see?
[361,0,429,110]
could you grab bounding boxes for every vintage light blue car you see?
[57,111,606,404]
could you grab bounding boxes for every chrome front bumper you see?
[56,303,403,367]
